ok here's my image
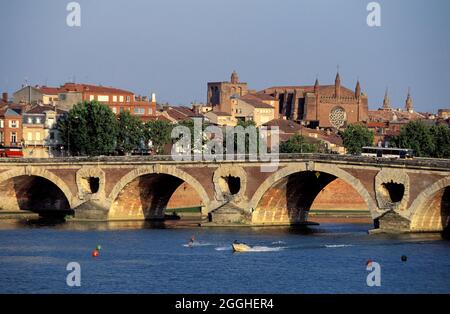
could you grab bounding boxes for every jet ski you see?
[232,241,252,252]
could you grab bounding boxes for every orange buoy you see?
[92,249,99,257]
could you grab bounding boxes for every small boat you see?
[232,242,252,252]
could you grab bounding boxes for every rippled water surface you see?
[0,221,449,293]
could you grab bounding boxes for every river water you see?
[0,221,449,293]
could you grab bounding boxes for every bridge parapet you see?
[1,154,450,171]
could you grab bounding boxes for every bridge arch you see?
[249,163,379,224]
[0,167,74,211]
[108,165,210,220]
[409,176,450,232]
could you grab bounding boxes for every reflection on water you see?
[0,218,449,293]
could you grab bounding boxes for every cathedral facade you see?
[258,72,369,129]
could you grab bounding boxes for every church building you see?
[258,72,369,129]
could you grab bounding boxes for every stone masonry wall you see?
[166,181,203,209]
[311,178,367,210]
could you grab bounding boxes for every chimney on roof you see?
[2,92,8,103]
[192,104,201,114]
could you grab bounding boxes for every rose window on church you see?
[329,107,346,128]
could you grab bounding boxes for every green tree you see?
[236,119,256,129]
[143,119,173,154]
[394,121,434,157]
[116,111,144,155]
[59,101,119,156]
[280,134,317,153]
[430,124,450,158]
[341,124,374,155]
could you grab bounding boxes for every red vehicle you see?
[0,146,24,158]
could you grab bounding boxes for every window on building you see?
[112,107,117,114]
[11,132,17,143]
[119,96,124,102]
[36,118,41,124]
[149,108,153,115]
[126,96,131,102]
[120,107,125,113]
[134,108,145,115]
[98,95,109,102]
[113,95,117,102]
[0,131,3,143]
[27,117,33,124]
[36,132,41,141]
[0,119,3,128]
[50,132,55,140]
[27,132,32,141]
[10,120,18,128]
[89,95,95,101]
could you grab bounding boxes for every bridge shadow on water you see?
[3,217,450,241]
[10,217,199,231]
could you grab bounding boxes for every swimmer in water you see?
[188,235,195,248]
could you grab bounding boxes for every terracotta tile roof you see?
[303,128,343,146]
[210,111,232,117]
[368,109,425,122]
[241,93,276,102]
[239,98,274,109]
[278,129,343,146]
[263,119,302,133]
[37,86,60,95]
[0,104,25,116]
[367,122,388,128]
[59,83,133,95]
[278,133,291,141]
[166,106,200,121]
[141,115,171,122]
[172,106,198,116]
[25,105,56,114]
[262,85,317,91]
[260,85,355,97]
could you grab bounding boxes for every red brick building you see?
[207,71,251,114]
[0,107,23,147]
[259,72,369,129]
[56,83,156,120]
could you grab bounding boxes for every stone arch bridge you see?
[0,154,449,233]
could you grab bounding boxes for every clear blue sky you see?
[0,0,449,112]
